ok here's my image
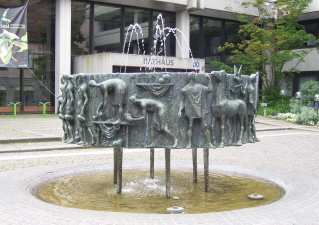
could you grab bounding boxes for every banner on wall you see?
[0,5,28,68]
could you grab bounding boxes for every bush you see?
[296,106,319,125]
[300,80,319,106]
[257,98,291,115]
[259,90,319,126]
[260,87,281,103]
[276,113,298,123]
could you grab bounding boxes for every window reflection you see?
[94,5,122,53]
[71,2,88,55]
[0,0,55,112]
[304,23,317,46]
[203,18,221,57]
[190,17,200,58]
[0,85,7,107]
[124,8,150,54]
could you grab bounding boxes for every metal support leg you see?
[203,148,209,192]
[116,148,123,194]
[150,148,154,179]
[113,148,118,185]
[192,148,197,183]
[165,148,171,198]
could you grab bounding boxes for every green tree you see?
[212,0,318,98]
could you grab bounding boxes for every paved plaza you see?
[0,114,319,224]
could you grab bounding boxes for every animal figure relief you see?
[246,72,260,143]
[211,70,247,147]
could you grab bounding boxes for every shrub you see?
[296,106,319,125]
[300,80,319,106]
[289,98,301,114]
[276,113,298,123]
[257,98,290,115]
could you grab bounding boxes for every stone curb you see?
[0,136,62,144]
[257,127,292,131]
[0,145,87,153]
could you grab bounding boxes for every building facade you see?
[0,0,319,113]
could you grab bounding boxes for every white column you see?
[176,9,190,58]
[55,0,71,112]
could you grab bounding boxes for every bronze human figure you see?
[57,94,67,141]
[59,76,68,118]
[178,72,214,148]
[76,74,97,145]
[88,78,128,123]
[57,76,68,141]
[129,94,178,147]
[211,70,247,147]
[62,74,76,143]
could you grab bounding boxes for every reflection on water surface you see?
[36,170,284,214]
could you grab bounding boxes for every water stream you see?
[121,14,195,73]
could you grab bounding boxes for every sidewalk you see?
[0,114,86,153]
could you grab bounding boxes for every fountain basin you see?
[35,170,284,214]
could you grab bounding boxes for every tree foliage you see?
[213,0,317,93]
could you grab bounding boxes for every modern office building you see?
[0,0,318,113]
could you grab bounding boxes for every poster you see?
[0,5,28,68]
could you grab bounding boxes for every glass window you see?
[225,21,240,54]
[303,22,317,46]
[71,2,89,55]
[27,0,55,108]
[205,56,221,71]
[203,18,221,57]
[190,16,200,58]
[94,4,122,53]
[125,8,149,27]
[0,87,6,107]
[0,0,21,6]
[225,21,240,43]
[124,8,150,54]
[0,0,56,112]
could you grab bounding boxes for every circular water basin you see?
[35,170,284,214]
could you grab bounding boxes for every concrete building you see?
[0,0,318,113]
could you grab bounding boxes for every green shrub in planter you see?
[296,106,319,125]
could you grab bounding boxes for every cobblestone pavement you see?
[0,115,319,224]
[0,114,64,139]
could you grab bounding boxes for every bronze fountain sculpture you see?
[59,69,259,196]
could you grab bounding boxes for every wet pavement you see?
[0,114,319,224]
